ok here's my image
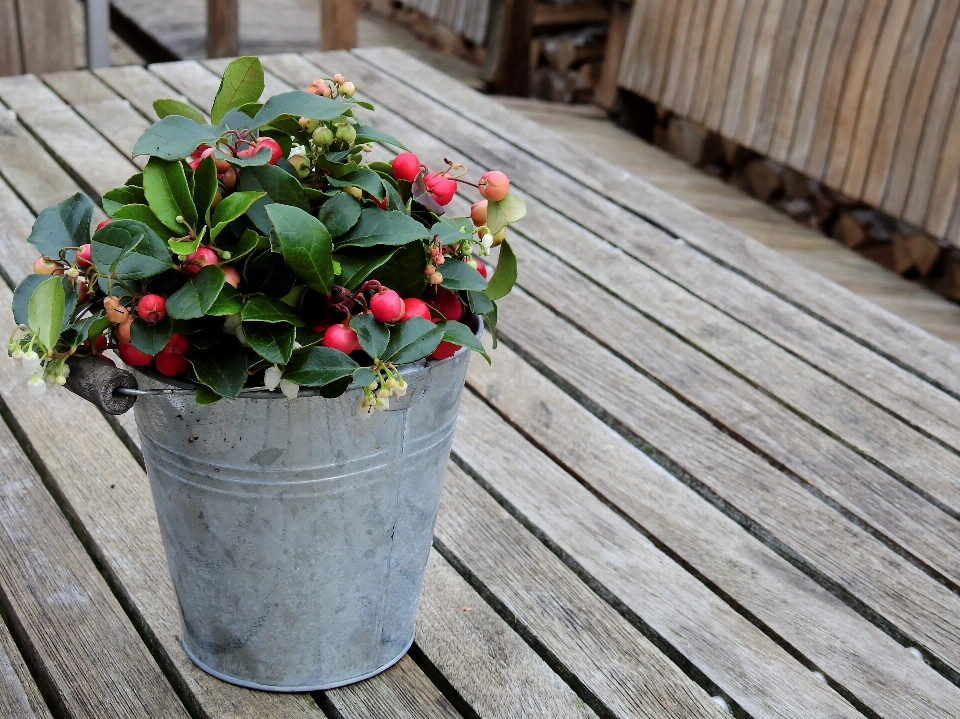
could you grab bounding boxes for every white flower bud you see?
[59,364,70,379]
[26,373,46,398]
[11,349,23,367]
[22,351,40,372]
[279,379,299,399]
[264,365,282,391]
[234,325,249,347]
[289,143,307,158]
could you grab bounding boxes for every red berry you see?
[373,195,388,210]
[183,247,219,275]
[392,152,420,182]
[321,324,359,354]
[192,145,211,159]
[369,289,405,323]
[424,172,457,206]
[478,171,509,202]
[105,297,129,324]
[117,341,153,367]
[401,297,432,322]
[137,294,166,324]
[154,352,189,377]
[161,333,190,356]
[95,219,112,232]
[425,287,462,322]
[77,279,90,304]
[240,137,282,164]
[475,261,488,279]
[76,243,92,268]
[187,157,202,171]
[33,256,62,275]
[114,316,133,344]
[429,340,458,361]
[222,266,241,289]
[470,200,487,227]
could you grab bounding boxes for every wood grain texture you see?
[735,0,784,145]
[95,64,200,122]
[594,0,634,110]
[0,0,22,76]
[437,465,739,719]
[718,0,764,139]
[16,0,74,74]
[0,617,54,719]
[417,552,597,718]
[674,0,714,116]
[207,0,239,58]
[320,0,359,51]
[461,349,960,719]
[350,46,960,398]
[658,0,696,111]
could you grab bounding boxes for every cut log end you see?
[65,355,138,415]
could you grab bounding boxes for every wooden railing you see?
[614,0,960,247]
[0,0,109,76]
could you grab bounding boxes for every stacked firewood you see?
[532,23,608,104]
[649,111,960,300]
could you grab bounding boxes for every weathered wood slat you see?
[734,0,783,145]
[95,65,199,122]
[0,75,139,199]
[448,395,863,718]
[648,0,682,103]
[692,0,733,124]
[41,71,152,169]
[16,0,74,74]
[320,0,359,51]
[658,0,697,112]
[461,350,960,718]
[717,0,763,140]
[0,616,54,719]
[674,0,714,116]
[350,46,960,403]
[291,51,960,472]
[435,465,726,718]
[0,0,22,77]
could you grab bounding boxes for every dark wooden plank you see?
[0,616,54,719]
[207,0,239,58]
[483,0,536,96]
[349,46,960,404]
[459,346,960,718]
[594,0,633,110]
[320,0,359,51]
[438,465,737,718]
[0,0,22,76]
[16,0,74,74]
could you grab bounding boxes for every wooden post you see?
[484,0,536,96]
[0,0,22,76]
[16,0,74,73]
[594,0,633,110]
[207,0,239,59]
[320,0,359,51]
[86,0,111,70]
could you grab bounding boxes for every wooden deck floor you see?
[498,96,960,348]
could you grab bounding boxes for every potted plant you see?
[8,57,523,691]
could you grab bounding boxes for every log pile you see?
[532,23,608,104]
[646,110,960,301]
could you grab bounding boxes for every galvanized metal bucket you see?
[131,336,475,691]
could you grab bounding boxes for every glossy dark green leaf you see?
[336,247,398,289]
[243,250,295,296]
[12,275,47,327]
[130,316,173,355]
[165,265,226,319]
[366,241,426,299]
[27,277,65,351]
[352,366,377,387]
[240,295,304,326]
[27,193,94,261]
[186,335,248,398]
[384,316,443,365]
[193,154,219,227]
[195,384,222,404]
[112,204,175,240]
[210,57,264,125]
[439,260,488,291]
[242,321,295,364]
[350,313,389,360]
[317,192,361,237]
[143,157,198,232]
[153,98,206,124]
[210,190,266,239]
[92,219,174,280]
[327,169,385,200]
[437,320,488,362]
[132,116,220,159]
[336,208,430,248]
[251,91,346,128]
[283,346,359,387]
[206,283,243,315]
[430,217,473,246]
[353,124,406,150]
[485,238,517,301]
[240,164,309,233]
[102,185,146,216]
[266,204,334,294]
[466,289,495,316]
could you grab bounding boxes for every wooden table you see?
[0,48,959,718]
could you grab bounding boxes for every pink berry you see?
[392,152,420,182]
[239,137,282,164]
[424,172,457,206]
[478,171,509,202]
[95,219,112,232]
[470,200,487,227]
[429,340,458,361]
[222,265,241,289]
[425,287,462,322]
[137,294,166,325]
[117,341,153,367]
[76,243,92,268]
[192,145,211,159]
[401,297,432,322]
[183,247,219,275]
[33,256,62,275]
[369,289,405,323]
[321,324,359,354]
[475,261,488,279]
[114,316,133,344]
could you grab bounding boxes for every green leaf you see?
[317,192,361,237]
[13,275,48,326]
[133,116,220,159]
[208,190,265,239]
[218,145,272,167]
[168,236,202,255]
[337,208,430,248]
[243,321,295,364]
[92,220,174,280]
[353,366,377,387]
[210,57,265,125]
[166,265,226,319]
[228,228,266,262]
[206,283,243,315]
[186,335,248,398]
[240,164,309,234]
[153,98,206,124]
[437,320,489,363]
[354,124,406,150]
[112,204,175,240]
[283,346,359,386]
[336,247,398,289]
[327,169,385,200]
[486,193,527,235]
[384,316,443,365]
[193,154,219,227]
[431,217,473,246]
[27,193,94,260]
[467,289,495,315]
[244,250,295,296]
[439,260,488,291]
[265,204,334,294]
[27,277,65,351]
[130,316,173,355]
[366,241,426,299]
[143,157,198,232]
[102,185,147,216]
[350,313,389,359]
[251,91,346,128]
[241,295,305,326]
[195,384,222,404]
[125,173,144,187]
[485,239,517,300]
